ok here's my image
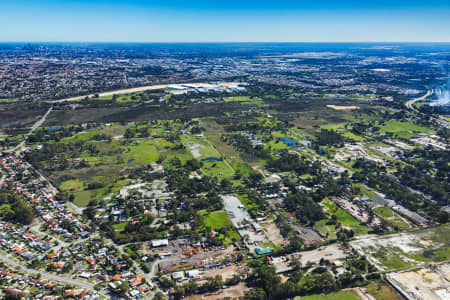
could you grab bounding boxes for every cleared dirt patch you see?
[261,220,289,247]
[326,105,360,110]
[186,282,248,300]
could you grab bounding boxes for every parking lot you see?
[222,194,268,251]
[291,243,348,266]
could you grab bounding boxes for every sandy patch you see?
[261,221,289,246]
[186,282,248,300]
[327,105,360,110]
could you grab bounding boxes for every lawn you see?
[201,211,232,229]
[60,179,84,192]
[181,135,235,180]
[124,140,160,164]
[373,206,411,230]
[373,206,393,218]
[72,190,95,207]
[378,120,433,137]
[236,193,259,211]
[265,139,290,154]
[295,290,361,300]
[200,210,240,244]
[224,96,262,104]
[321,198,370,235]
[59,129,100,143]
[314,219,338,240]
[58,169,130,207]
[112,222,128,232]
[365,280,405,300]
[320,123,365,141]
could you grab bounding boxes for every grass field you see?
[314,219,338,240]
[236,193,260,211]
[295,290,361,300]
[200,210,240,244]
[72,190,95,207]
[224,96,262,104]
[112,221,128,232]
[182,135,235,180]
[352,183,378,199]
[45,122,199,206]
[377,120,433,138]
[372,206,411,230]
[320,123,365,141]
[124,139,161,164]
[373,206,393,218]
[60,179,84,192]
[365,280,404,300]
[321,198,370,235]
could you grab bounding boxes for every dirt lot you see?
[326,105,360,110]
[386,263,450,300]
[291,243,348,266]
[350,225,450,271]
[260,220,289,247]
[197,265,246,283]
[186,282,249,300]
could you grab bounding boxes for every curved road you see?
[1,252,106,294]
[405,89,433,110]
[405,89,449,128]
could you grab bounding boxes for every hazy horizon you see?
[1,1,450,43]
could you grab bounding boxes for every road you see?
[0,252,105,294]
[405,89,450,128]
[46,82,192,103]
[107,239,163,299]
[405,89,433,110]
[6,106,53,153]
[0,173,5,186]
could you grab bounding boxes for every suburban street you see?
[1,252,104,294]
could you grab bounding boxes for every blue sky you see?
[1,0,450,42]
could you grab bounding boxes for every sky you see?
[1,0,450,42]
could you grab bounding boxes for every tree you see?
[153,292,167,300]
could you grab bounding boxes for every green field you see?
[72,190,95,207]
[295,290,361,300]
[200,210,240,244]
[112,222,128,232]
[314,219,338,240]
[372,206,411,230]
[224,96,262,104]
[321,198,370,235]
[365,280,406,300]
[43,121,204,206]
[377,120,433,138]
[320,123,365,141]
[60,179,84,192]
[236,193,260,211]
[373,206,393,218]
[182,135,235,180]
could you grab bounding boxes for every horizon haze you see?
[1,0,450,42]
